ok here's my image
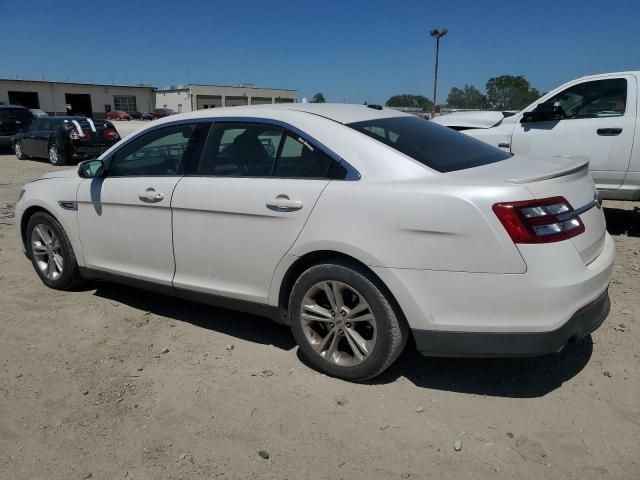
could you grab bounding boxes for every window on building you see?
[113,95,137,114]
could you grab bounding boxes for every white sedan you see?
[15,103,614,381]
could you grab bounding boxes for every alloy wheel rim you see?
[31,224,63,280]
[15,143,22,157]
[49,145,58,164]
[300,280,377,367]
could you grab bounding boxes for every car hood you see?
[432,111,506,129]
[36,168,79,181]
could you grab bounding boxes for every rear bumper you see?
[412,289,610,357]
[69,143,111,159]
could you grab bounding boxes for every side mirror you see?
[78,159,105,179]
[521,101,565,123]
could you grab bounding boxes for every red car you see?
[106,110,132,121]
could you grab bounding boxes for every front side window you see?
[348,116,511,173]
[109,123,203,176]
[544,78,627,119]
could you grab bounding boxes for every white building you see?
[0,79,156,119]
[156,83,297,112]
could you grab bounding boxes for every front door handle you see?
[138,188,165,203]
[597,128,622,136]
[266,194,303,212]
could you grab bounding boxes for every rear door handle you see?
[138,188,165,203]
[266,194,303,212]
[597,128,622,136]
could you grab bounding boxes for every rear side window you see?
[196,122,347,179]
[347,116,511,173]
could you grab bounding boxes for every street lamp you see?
[429,28,448,117]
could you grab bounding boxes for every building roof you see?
[156,83,297,93]
[0,78,155,90]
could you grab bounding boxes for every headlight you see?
[18,189,26,202]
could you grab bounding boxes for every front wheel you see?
[26,212,82,290]
[48,143,67,166]
[289,262,408,382]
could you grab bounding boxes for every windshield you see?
[0,108,33,122]
[347,116,511,173]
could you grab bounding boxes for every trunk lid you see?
[450,155,606,265]
[514,159,605,265]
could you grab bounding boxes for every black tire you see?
[26,212,82,290]
[48,143,67,166]
[289,261,408,382]
[14,140,28,160]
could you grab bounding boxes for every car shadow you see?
[91,282,593,397]
[91,283,296,351]
[367,337,593,398]
[604,206,640,238]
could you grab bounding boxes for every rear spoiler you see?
[507,158,589,184]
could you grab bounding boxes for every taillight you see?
[68,129,92,140]
[493,196,585,244]
[103,128,119,140]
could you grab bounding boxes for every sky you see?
[1,0,639,104]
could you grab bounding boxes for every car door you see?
[76,121,209,288]
[171,121,341,304]
[510,74,637,190]
[33,118,53,157]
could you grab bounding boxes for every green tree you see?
[446,85,487,109]
[485,75,541,110]
[385,94,433,111]
[311,92,326,103]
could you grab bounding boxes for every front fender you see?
[16,178,85,266]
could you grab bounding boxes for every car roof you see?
[0,104,29,109]
[156,103,410,125]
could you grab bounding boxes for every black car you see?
[130,111,153,120]
[13,116,121,165]
[0,105,34,150]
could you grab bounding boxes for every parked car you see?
[13,116,120,165]
[29,108,49,118]
[106,110,131,121]
[15,104,613,381]
[131,111,153,120]
[432,71,640,201]
[151,108,176,119]
[0,105,34,149]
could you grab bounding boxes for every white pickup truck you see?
[433,71,639,200]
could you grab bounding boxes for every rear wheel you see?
[48,143,67,166]
[26,212,82,290]
[14,141,27,160]
[289,261,408,382]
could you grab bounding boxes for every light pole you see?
[429,28,448,117]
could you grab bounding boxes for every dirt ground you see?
[0,153,638,480]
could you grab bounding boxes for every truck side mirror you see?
[521,101,565,123]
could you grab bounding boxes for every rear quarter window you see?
[347,116,511,173]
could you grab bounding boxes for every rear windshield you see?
[347,116,511,173]
[0,108,33,122]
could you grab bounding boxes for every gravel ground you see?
[0,153,638,479]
